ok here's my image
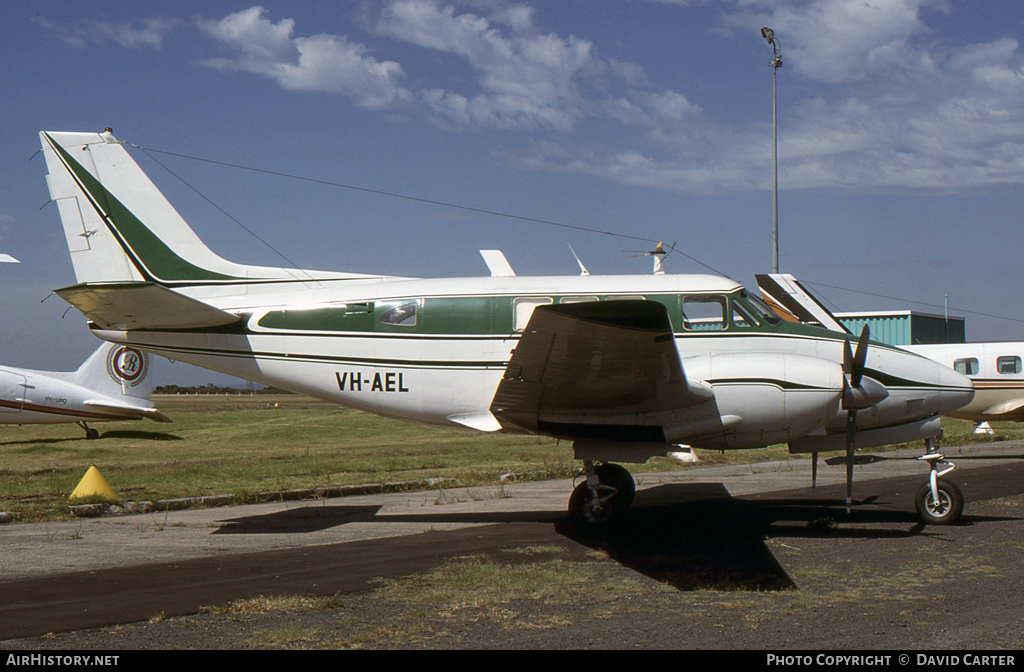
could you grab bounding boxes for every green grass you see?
[0,398,577,522]
[0,395,1016,523]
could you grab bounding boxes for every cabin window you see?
[997,356,1022,375]
[681,295,726,331]
[953,358,979,376]
[514,297,553,332]
[559,296,599,304]
[380,301,418,326]
[605,295,645,301]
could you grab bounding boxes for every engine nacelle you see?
[676,353,844,449]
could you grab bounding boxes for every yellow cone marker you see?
[69,466,119,502]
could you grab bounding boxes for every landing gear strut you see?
[568,461,636,524]
[915,440,964,526]
[76,421,99,440]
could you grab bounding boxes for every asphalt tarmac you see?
[2,440,1023,642]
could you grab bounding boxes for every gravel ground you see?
[5,490,1023,650]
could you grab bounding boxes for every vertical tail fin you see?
[40,130,386,290]
[40,130,252,285]
[71,342,171,422]
[74,343,155,402]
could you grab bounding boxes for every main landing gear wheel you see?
[567,462,636,524]
[77,421,99,440]
[914,477,964,526]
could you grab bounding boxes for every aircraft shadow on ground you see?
[98,430,182,441]
[826,452,1024,466]
[211,481,1017,593]
[557,484,1019,592]
[0,431,182,446]
[0,437,89,447]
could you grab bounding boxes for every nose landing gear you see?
[915,449,964,525]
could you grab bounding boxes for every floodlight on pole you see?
[761,27,782,273]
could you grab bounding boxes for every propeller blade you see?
[851,325,870,389]
[845,409,856,513]
[841,326,871,513]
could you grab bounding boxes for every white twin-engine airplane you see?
[0,341,169,438]
[38,130,974,524]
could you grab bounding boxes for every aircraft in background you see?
[0,341,170,438]
[1,245,167,437]
[902,342,1024,424]
[38,130,974,523]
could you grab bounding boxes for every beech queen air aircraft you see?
[38,130,974,524]
[0,341,169,438]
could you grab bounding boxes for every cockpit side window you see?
[738,292,782,325]
[731,301,758,328]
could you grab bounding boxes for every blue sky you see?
[1,0,1023,385]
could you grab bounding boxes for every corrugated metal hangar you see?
[835,311,965,346]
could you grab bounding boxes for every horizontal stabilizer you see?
[85,401,172,423]
[55,282,240,330]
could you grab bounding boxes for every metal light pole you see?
[761,27,782,273]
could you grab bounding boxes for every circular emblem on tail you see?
[107,346,149,387]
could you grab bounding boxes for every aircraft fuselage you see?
[88,273,972,452]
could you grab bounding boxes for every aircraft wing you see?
[0,254,18,263]
[755,273,849,333]
[84,400,172,423]
[55,281,240,330]
[490,300,713,440]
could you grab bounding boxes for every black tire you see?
[568,481,613,524]
[915,477,964,525]
[566,463,635,524]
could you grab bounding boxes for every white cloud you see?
[37,1,1024,193]
[376,0,600,130]
[198,6,412,110]
[725,0,948,84]
[33,16,179,50]
[551,0,1024,192]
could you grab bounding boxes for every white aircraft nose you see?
[935,361,975,416]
